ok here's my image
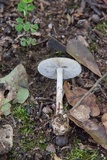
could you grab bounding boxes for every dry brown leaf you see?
[0,90,4,107]
[64,81,100,117]
[68,112,107,150]
[53,153,62,160]
[66,14,71,25]
[74,8,83,17]
[102,113,107,122]
[77,35,89,47]
[46,144,56,153]
[103,0,107,4]
[102,113,107,134]
[66,38,101,77]
[70,105,91,122]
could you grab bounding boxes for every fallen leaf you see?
[0,90,4,106]
[46,144,56,153]
[64,81,100,117]
[48,37,66,53]
[0,87,11,116]
[66,14,71,25]
[0,64,29,116]
[102,113,107,134]
[53,153,62,160]
[13,87,29,104]
[74,8,83,17]
[1,102,11,116]
[42,106,52,114]
[103,0,107,4]
[77,35,89,47]
[68,112,107,150]
[70,105,91,122]
[66,38,101,77]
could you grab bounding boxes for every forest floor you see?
[0,0,107,160]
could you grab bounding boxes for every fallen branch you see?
[71,72,107,111]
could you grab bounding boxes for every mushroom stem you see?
[56,68,63,115]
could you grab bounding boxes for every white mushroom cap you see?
[38,57,81,79]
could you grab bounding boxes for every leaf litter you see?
[1,0,107,159]
[0,64,29,155]
[0,64,29,116]
[64,81,107,150]
[66,38,101,77]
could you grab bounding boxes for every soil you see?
[0,0,107,159]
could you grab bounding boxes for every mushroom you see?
[38,57,81,135]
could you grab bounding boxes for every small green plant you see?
[96,21,107,34]
[13,105,34,135]
[55,51,62,55]
[36,134,47,150]
[15,0,38,47]
[89,42,98,52]
[65,139,102,160]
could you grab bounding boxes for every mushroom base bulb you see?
[52,114,70,136]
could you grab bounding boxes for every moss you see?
[95,21,107,34]
[65,139,102,160]
[11,104,47,153]
[12,105,34,135]
[20,138,36,151]
[36,134,47,150]
[89,42,98,52]
[11,105,35,152]
[8,148,19,160]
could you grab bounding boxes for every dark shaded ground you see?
[0,0,107,159]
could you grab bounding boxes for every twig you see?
[35,97,55,102]
[39,0,50,6]
[92,3,107,9]
[86,0,101,16]
[97,84,107,98]
[36,38,48,45]
[14,33,25,41]
[92,29,104,38]
[37,102,44,117]
[71,72,107,111]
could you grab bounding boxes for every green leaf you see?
[31,38,36,45]
[16,17,23,24]
[26,37,32,45]
[21,38,27,46]
[31,24,38,30]
[1,103,11,116]
[15,87,29,103]
[17,1,26,12]
[31,28,36,33]
[22,0,33,3]
[15,24,23,32]
[23,22,30,31]
[23,10,27,17]
[1,98,10,106]
[27,4,34,11]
